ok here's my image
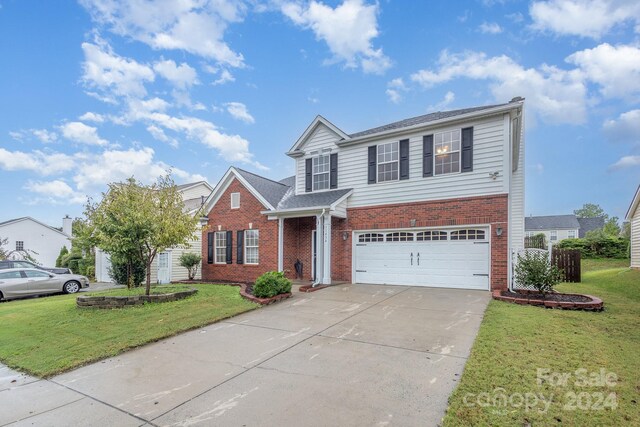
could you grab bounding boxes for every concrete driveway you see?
[1,284,490,427]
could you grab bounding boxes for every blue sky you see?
[1,0,639,228]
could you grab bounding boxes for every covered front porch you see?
[263,189,352,286]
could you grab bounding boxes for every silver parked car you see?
[0,268,90,301]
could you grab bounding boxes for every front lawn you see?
[0,284,257,377]
[443,259,639,426]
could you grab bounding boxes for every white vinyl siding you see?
[335,115,508,207]
[245,230,259,264]
[180,182,212,201]
[630,213,640,268]
[148,231,203,284]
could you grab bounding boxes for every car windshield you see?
[13,261,34,268]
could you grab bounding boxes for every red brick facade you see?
[202,176,509,290]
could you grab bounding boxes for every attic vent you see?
[231,192,240,209]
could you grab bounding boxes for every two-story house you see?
[201,98,525,291]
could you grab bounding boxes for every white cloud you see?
[79,0,246,67]
[530,0,640,38]
[153,59,198,89]
[609,155,640,170]
[566,43,640,100]
[79,112,105,123]
[31,129,58,143]
[603,109,640,143]
[24,180,86,204]
[147,125,178,147]
[81,40,155,99]
[213,69,235,85]
[506,12,524,23]
[457,10,471,23]
[410,50,587,124]
[0,148,74,175]
[428,91,456,111]
[225,102,255,124]
[60,122,108,146]
[281,0,391,74]
[479,22,503,34]
[385,77,407,103]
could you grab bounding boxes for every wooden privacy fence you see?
[552,248,581,283]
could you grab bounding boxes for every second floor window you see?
[550,230,557,241]
[434,130,461,175]
[377,141,398,182]
[15,241,24,251]
[313,154,330,190]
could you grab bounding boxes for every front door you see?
[157,252,171,284]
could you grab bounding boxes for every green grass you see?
[443,259,639,426]
[0,284,257,377]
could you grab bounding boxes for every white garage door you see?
[354,228,490,290]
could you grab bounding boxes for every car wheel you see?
[63,281,81,294]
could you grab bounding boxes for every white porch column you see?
[322,212,332,285]
[315,214,324,284]
[277,217,284,272]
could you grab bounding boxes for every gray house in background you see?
[525,214,604,243]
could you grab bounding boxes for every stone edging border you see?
[492,290,604,311]
[173,281,291,305]
[77,289,197,309]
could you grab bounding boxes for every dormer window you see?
[313,154,330,191]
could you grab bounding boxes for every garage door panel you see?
[354,229,489,290]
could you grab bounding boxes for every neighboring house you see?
[0,216,72,266]
[626,185,640,269]
[95,181,213,283]
[201,98,525,291]
[525,214,605,243]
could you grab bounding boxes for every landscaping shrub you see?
[55,246,69,267]
[179,252,201,280]
[515,250,563,294]
[557,234,628,259]
[108,255,146,288]
[253,271,292,298]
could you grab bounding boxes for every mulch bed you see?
[493,289,603,311]
[173,280,291,305]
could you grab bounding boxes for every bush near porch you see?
[0,284,257,377]
[443,259,638,426]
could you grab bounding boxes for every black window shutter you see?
[305,158,312,192]
[225,230,233,264]
[461,127,473,172]
[423,135,434,177]
[367,145,377,184]
[207,232,214,264]
[236,230,244,264]
[399,139,410,180]
[329,153,338,189]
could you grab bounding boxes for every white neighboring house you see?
[0,216,72,266]
[627,185,640,269]
[95,181,213,283]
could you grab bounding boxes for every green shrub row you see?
[556,236,629,259]
[253,271,292,298]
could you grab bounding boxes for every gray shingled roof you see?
[577,217,605,238]
[276,188,351,210]
[525,215,580,231]
[176,181,207,190]
[278,176,296,187]
[235,168,291,208]
[349,104,506,138]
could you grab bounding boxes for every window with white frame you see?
[358,233,384,243]
[568,230,576,239]
[231,192,240,209]
[214,231,226,264]
[15,241,24,251]
[450,229,486,240]
[386,232,414,242]
[312,154,330,191]
[434,130,461,175]
[550,230,557,241]
[377,142,399,182]
[245,230,259,264]
[525,231,534,238]
[416,231,448,241]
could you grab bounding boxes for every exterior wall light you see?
[496,227,503,236]
[342,231,349,241]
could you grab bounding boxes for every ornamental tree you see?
[87,174,199,295]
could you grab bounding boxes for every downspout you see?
[311,209,326,288]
